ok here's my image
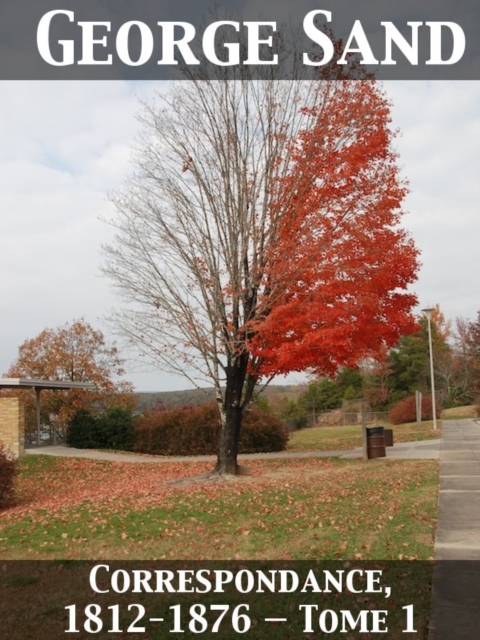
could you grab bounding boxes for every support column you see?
[35,388,41,446]
[0,398,25,458]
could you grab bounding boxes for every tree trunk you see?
[214,354,249,475]
[215,401,243,475]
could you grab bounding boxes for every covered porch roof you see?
[0,378,97,445]
[0,378,97,391]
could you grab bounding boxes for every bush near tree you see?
[134,405,218,456]
[98,406,135,451]
[239,408,290,453]
[66,403,289,456]
[66,409,98,449]
[134,403,289,456]
[389,395,441,426]
[66,406,135,451]
[0,444,16,508]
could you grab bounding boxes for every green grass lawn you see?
[1,455,438,561]
[0,454,438,639]
[287,420,441,453]
[441,405,478,419]
[3,402,465,639]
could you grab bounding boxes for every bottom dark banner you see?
[0,560,478,639]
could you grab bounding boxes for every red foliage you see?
[389,395,441,425]
[249,81,419,378]
[0,444,16,508]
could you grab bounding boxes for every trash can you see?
[366,426,386,459]
[384,428,394,447]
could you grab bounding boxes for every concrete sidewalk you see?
[434,419,480,559]
[341,437,440,460]
[429,418,480,640]
[25,437,441,463]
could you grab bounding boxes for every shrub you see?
[134,402,289,456]
[67,406,135,450]
[97,406,135,451]
[0,443,16,508]
[134,404,218,456]
[66,409,98,449]
[241,409,290,453]
[389,394,441,425]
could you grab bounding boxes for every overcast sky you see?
[0,80,479,391]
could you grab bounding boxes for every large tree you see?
[465,312,480,396]
[103,75,419,475]
[5,320,134,427]
[447,311,480,405]
[388,307,450,403]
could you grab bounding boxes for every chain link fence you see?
[283,408,390,430]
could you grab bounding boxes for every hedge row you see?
[134,403,289,456]
[66,402,289,455]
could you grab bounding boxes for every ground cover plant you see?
[286,420,441,453]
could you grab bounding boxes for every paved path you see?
[429,418,480,640]
[25,438,441,462]
[341,437,441,460]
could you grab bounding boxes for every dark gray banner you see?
[0,0,479,80]
[0,560,436,638]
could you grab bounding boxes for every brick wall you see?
[0,398,25,458]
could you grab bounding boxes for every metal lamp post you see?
[422,307,437,431]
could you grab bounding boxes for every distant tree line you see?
[277,306,480,428]
[3,306,478,443]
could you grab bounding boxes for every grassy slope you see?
[441,405,477,419]
[287,420,441,452]
[0,450,438,639]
